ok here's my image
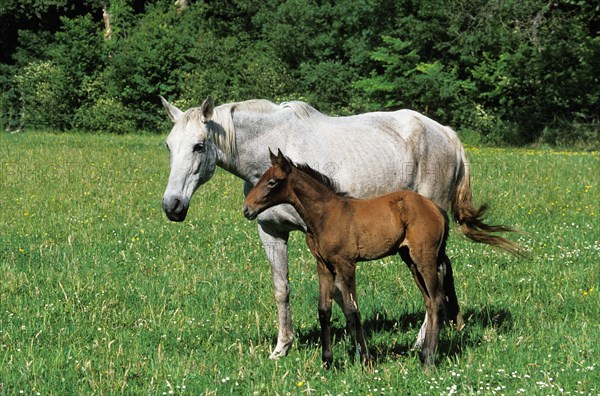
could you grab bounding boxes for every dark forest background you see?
[1,0,598,146]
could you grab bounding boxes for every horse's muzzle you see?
[163,195,189,222]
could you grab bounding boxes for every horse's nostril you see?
[163,195,185,214]
[173,198,181,211]
[163,195,188,222]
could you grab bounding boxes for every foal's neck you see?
[288,169,345,234]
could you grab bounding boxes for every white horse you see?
[161,96,520,360]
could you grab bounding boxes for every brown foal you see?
[243,149,467,367]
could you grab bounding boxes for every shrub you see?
[179,36,296,106]
[14,60,70,130]
[0,64,20,131]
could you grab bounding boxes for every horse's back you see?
[279,108,463,206]
[319,108,459,144]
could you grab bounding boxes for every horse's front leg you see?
[257,222,293,360]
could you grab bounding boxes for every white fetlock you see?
[269,338,293,360]
[412,314,428,351]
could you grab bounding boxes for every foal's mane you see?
[293,162,348,197]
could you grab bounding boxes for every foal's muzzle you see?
[242,205,258,221]
[163,194,189,222]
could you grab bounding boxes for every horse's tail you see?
[452,146,525,257]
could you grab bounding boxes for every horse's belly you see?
[354,212,404,260]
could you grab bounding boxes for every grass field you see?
[1,131,598,395]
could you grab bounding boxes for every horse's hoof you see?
[269,340,293,360]
[269,349,287,360]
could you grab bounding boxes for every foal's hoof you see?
[419,352,439,367]
[452,313,465,331]
[361,353,375,370]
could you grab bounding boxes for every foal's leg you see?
[413,313,429,351]
[401,247,444,365]
[257,222,294,360]
[334,262,371,365]
[316,260,335,369]
[419,258,445,365]
[400,247,429,351]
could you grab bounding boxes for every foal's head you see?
[243,149,293,220]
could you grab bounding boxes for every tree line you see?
[0,0,598,146]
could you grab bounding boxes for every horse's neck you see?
[288,170,343,235]
[221,118,287,182]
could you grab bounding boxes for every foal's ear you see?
[200,96,214,123]
[269,148,278,164]
[160,96,184,123]
[276,149,292,173]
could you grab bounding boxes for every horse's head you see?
[243,149,293,220]
[161,96,218,222]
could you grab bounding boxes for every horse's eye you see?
[267,179,278,188]
[193,142,205,152]
[164,142,170,151]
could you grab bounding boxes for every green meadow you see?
[1,132,598,395]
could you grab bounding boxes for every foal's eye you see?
[193,142,205,152]
[267,179,278,188]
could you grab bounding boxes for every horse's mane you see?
[294,162,348,197]
[206,99,319,158]
[222,99,318,119]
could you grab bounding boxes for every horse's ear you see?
[160,96,184,123]
[200,96,214,123]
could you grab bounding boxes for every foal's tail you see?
[452,147,526,257]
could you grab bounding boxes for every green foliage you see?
[13,60,70,129]
[355,0,599,145]
[103,6,192,130]
[255,0,401,114]
[74,96,137,134]
[51,15,105,101]
[356,36,478,128]
[0,0,74,16]
[12,29,54,67]
[2,13,107,131]
[0,64,20,130]
[541,120,600,149]
[0,0,597,145]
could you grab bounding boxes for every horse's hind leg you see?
[441,254,464,330]
[334,261,372,366]
[316,260,335,369]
